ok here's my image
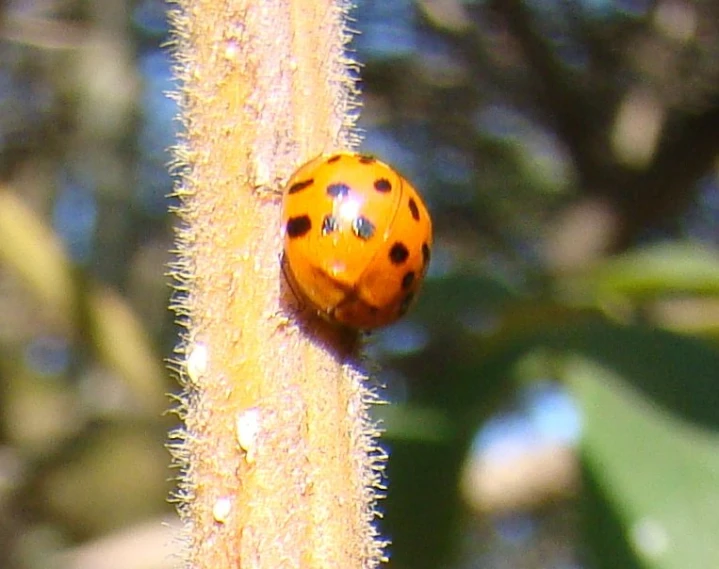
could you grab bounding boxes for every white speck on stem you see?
[236,407,262,463]
[223,39,240,61]
[186,342,209,385]
[212,497,233,524]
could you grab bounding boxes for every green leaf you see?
[566,357,719,569]
[564,242,719,304]
[413,271,523,324]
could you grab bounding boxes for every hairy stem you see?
[168,1,385,568]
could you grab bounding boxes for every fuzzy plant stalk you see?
[167,1,387,568]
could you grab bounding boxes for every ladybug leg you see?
[280,252,306,311]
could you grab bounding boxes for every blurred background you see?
[0,1,718,568]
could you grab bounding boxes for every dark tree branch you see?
[490,0,719,251]
[421,0,719,253]
[611,102,719,249]
[489,0,604,185]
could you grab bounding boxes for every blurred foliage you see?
[0,1,717,569]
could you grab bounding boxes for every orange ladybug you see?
[281,151,432,329]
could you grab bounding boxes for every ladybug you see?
[281,151,432,329]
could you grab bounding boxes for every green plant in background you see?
[0,1,716,569]
[354,1,719,567]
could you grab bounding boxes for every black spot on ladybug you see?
[401,271,415,290]
[288,179,314,195]
[389,242,409,265]
[399,292,415,316]
[327,183,350,198]
[408,198,420,221]
[322,214,339,235]
[286,215,312,238]
[352,216,376,240]
[358,154,376,164]
[422,243,430,266]
[374,178,392,193]
[327,155,342,164]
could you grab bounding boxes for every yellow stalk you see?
[168,1,386,567]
